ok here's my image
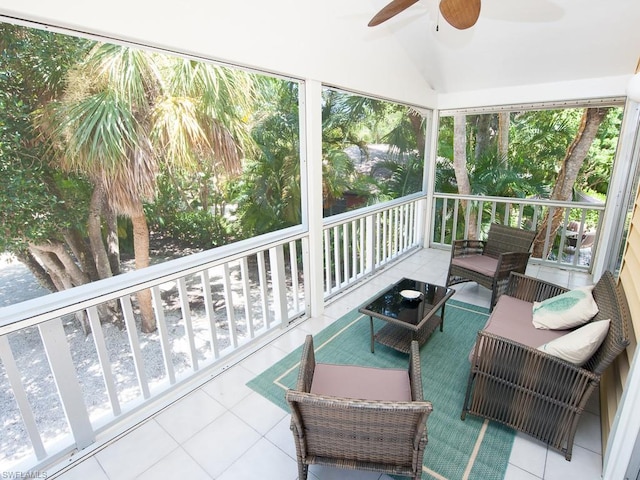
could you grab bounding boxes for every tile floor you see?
[52,248,603,480]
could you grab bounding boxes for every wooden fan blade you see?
[439,0,481,29]
[368,0,420,27]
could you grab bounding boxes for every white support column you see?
[423,109,438,248]
[303,79,325,317]
[39,318,95,449]
[593,100,640,278]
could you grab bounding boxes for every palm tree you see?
[49,43,256,332]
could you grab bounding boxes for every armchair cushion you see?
[538,319,610,365]
[451,255,498,278]
[311,364,411,401]
[532,285,599,330]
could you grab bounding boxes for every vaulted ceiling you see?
[1,0,639,109]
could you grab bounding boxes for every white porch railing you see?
[1,192,600,473]
[0,231,306,472]
[0,196,427,473]
[431,193,605,271]
[322,195,425,298]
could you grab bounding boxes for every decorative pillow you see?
[538,319,610,365]
[532,285,599,330]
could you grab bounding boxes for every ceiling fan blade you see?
[368,0,420,27]
[439,0,481,29]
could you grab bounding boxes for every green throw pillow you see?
[532,285,599,330]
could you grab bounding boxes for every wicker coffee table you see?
[359,278,454,353]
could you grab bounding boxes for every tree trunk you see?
[29,241,89,287]
[131,203,156,333]
[474,114,491,161]
[105,205,121,276]
[532,107,610,258]
[87,183,114,281]
[63,229,98,281]
[409,110,426,160]
[498,112,510,166]
[15,250,57,292]
[453,114,477,239]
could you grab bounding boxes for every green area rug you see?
[247,299,515,480]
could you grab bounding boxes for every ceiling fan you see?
[368,0,481,29]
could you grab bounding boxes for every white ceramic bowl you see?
[400,289,421,300]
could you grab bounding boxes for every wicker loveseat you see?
[286,335,432,480]
[461,271,631,460]
[447,223,536,310]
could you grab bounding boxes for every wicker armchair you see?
[446,223,536,310]
[461,271,631,460]
[285,335,432,480]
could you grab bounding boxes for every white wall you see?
[0,0,437,108]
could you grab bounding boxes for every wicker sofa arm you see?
[504,272,570,303]
[451,239,485,258]
[467,331,598,408]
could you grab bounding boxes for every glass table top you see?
[359,278,453,325]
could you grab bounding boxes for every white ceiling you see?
[1,0,639,109]
[371,0,640,94]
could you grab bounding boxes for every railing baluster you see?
[323,228,331,293]
[177,277,199,371]
[351,220,358,279]
[120,296,151,398]
[342,223,349,285]
[440,198,448,244]
[476,200,484,237]
[151,285,176,384]
[289,241,300,314]
[87,306,121,415]
[199,270,220,359]
[222,263,238,349]
[240,257,255,338]
[517,204,525,227]
[257,250,270,329]
[381,210,388,263]
[375,212,381,267]
[333,226,342,289]
[367,214,375,273]
[0,335,47,459]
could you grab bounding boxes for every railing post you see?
[39,318,95,449]
[269,245,288,327]
[365,213,375,273]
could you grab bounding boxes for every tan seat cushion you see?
[451,255,498,277]
[484,295,568,348]
[470,295,569,363]
[310,363,411,401]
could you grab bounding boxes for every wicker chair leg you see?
[297,460,308,480]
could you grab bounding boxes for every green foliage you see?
[436,107,623,200]
[0,23,91,252]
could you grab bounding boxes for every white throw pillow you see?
[538,319,610,365]
[532,285,599,330]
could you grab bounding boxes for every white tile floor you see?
[52,248,603,480]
